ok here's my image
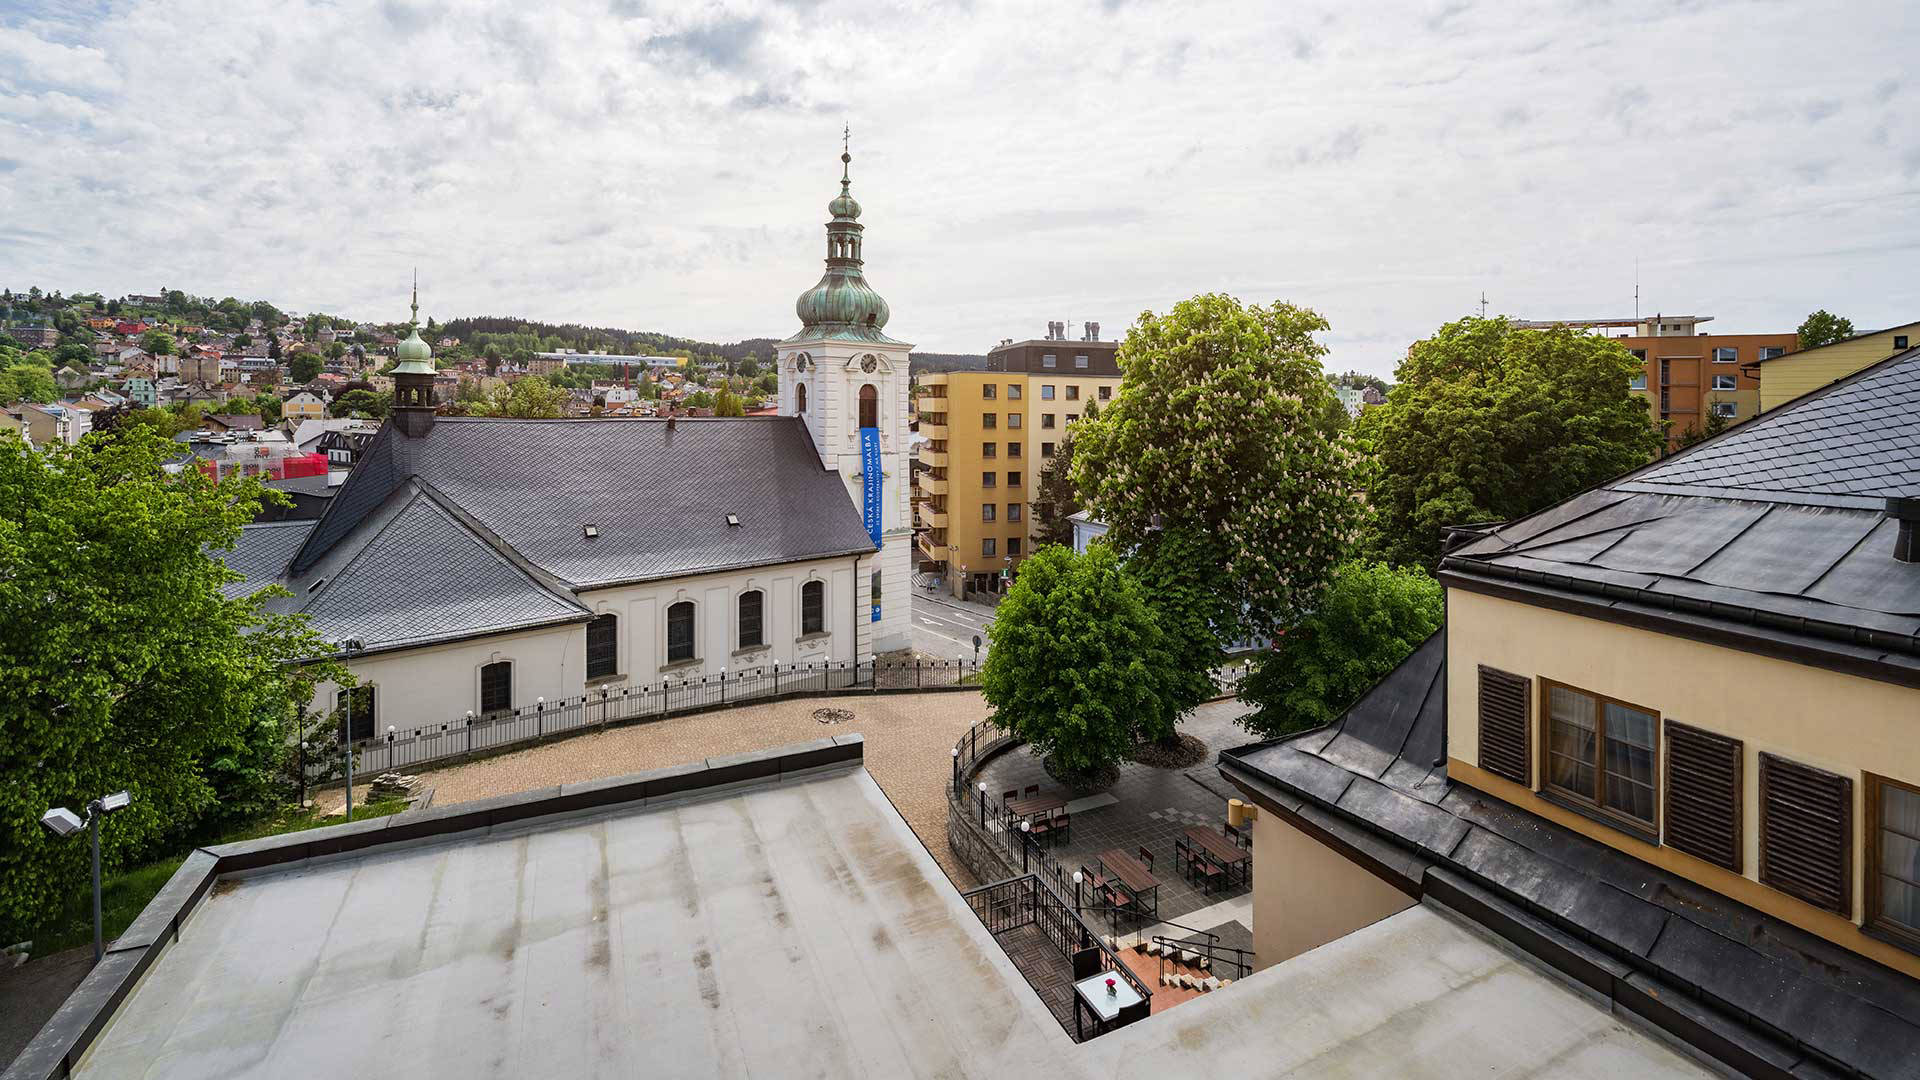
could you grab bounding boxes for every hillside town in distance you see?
[5,3,1920,1078]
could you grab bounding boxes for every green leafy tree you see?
[981,544,1183,782]
[324,341,347,361]
[1360,317,1662,570]
[1672,407,1731,450]
[333,389,390,418]
[483,343,502,376]
[1796,310,1855,351]
[682,389,715,410]
[1071,293,1363,637]
[1030,430,1080,548]
[139,329,175,357]
[289,352,324,384]
[1123,527,1235,723]
[713,385,745,417]
[0,428,332,940]
[267,336,282,361]
[0,364,57,405]
[52,342,93,368]
[473,376,568,419]
[1238,561,1443,738]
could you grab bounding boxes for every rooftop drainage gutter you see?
[1438,559,1920,690]
[2,735,866,1080]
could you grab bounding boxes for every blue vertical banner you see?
[860,426,883,548]
[860,426,883,623]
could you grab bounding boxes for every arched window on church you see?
[858,384,877,429]
[796,383,807,413]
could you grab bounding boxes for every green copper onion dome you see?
[788,144,901,345]
[390,277,436,376]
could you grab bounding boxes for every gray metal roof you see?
[288,417,876,587]
[1443,349,1920,676]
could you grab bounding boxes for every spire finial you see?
[410,268,419,327]
[841,124,851,188]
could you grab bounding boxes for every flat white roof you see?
[74,770,1710,1078]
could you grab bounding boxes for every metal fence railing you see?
[961,872,1152,1035]
[323,658,982,782]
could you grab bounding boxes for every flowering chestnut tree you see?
[1071,294,1364,637]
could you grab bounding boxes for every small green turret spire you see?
[391,269,435,375]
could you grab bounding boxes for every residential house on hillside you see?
[281,388,329,421]
[1220,346,1920,1079]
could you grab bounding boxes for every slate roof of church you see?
[1440,347,1920,684]
[221,416,875,655]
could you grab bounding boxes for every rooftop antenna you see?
[1478,291,1488,318]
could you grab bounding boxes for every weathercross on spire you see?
[410,268,420,328]
[841,124,851,187]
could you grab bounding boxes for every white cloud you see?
[1,0,1918,376]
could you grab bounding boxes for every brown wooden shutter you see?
[1664,722,1743,872]
[1758,753,1852,916]
[1477,665,1531,786]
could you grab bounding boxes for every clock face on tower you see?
[861,355,878,373]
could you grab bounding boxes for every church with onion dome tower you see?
[778,140,914,656]
[214,141,916,744]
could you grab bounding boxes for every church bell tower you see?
[778,139,913,656]
[390,274,438,438]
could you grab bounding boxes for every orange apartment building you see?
[1515,314,1796,447]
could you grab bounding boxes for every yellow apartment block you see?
[913,331,1121,598]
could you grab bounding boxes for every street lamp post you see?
[338,638,364,821]
[41,791,132,965]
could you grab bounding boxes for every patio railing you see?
[961,873,1152,1022]
[322,657,981,781]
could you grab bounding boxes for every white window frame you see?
[1712,375,1738,391]
[1711,402,1738,418]
[1713,347,1738,363]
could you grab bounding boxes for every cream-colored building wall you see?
[1445,587,1920,978]
[314,623,581,737]
[313,555,871,736]
[1025,374,1118,507]
[1250,811,1414,971]
[578,553,867,683]
[1758,321,1920,412]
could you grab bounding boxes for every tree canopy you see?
[289,352,324,384]
[1359,317,1662,570]
[1238,560,1443,739]
[139,329,175,356]
[1071,294,1363,636]
[1796,309,1855,350]
[0,428,331,940]
[469,376,570,418]
[980,544,1185,781]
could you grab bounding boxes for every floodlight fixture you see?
[98,790,131,814]
[40,807,84,838]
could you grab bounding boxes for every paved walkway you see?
[315,690,992,887]
[973,698,1259,933]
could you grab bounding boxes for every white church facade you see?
[220,148,917,740]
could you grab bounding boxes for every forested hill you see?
[441,315,982,371]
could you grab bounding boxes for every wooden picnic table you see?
[1006,792,1066,820]
[1184,825,1250,867]
[1098,848,1160,897]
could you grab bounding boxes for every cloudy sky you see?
[2,0,1915,375]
